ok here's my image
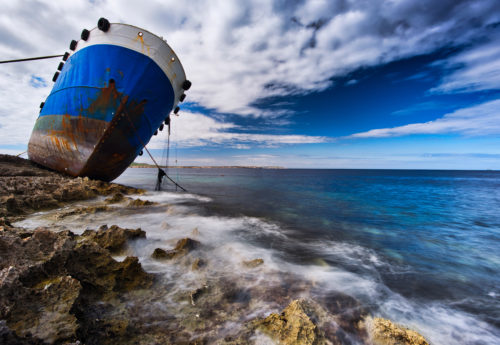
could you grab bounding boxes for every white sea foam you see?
[13,190,500,344]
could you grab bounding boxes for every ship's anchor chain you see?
[118,98,187,192]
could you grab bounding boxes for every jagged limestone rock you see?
[243,258,264,268]
[127,198,157,207]
[0,224,153,344]
[105,192,125,204]
[8,276,82,343]
[255,299,329,345]
[152,238,200,260]
[366,317,429,345]
[81,224,145,253]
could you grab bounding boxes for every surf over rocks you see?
[0,155,429,344]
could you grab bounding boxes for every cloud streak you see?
[347,99,500,138]
[147,111,329,149]
[432,33,500,93]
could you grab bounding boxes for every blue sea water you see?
[115,168,500,343]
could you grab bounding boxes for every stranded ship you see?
[28,18,190,181]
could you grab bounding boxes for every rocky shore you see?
[0,154,429,345]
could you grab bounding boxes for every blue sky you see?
[1,1,500,169]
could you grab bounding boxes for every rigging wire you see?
[0,54,63,64]
[158,117,172,191]
[116,96,187,192]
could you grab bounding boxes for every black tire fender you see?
[81,29,90,41]
[182,80,192,90]
[98,18,110,32]
[69,40,77,51]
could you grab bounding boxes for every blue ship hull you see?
[28,21,187,181]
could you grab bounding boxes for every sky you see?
[1,0,500,169]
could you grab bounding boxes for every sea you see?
[17,168,500,344]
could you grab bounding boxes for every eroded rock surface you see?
[81,224,145,253]
[127,198,157,207]
[0,224,152,344]
[367,317,429,345]
[105,192,125,204]
[0,154,143,222]
[151,237,200,260]
[254,299,330,345]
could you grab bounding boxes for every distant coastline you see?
[129,162,285,169]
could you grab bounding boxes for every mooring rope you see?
[0,55,64,64]
[118,102,187,192]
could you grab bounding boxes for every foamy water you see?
[15,188,500,344]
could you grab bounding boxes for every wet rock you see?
[3,194,19,214]
[316,290,368,337]
[152,238,200,260]
[192,258,206,270]
[69,239,153,295]
[151,248,169,260]
[56,205,111,219]
[249,271,314,308]
[169,237,200,259]
[81,225,145,253]
[254,299,332,345]
[104,192,125,204]
[127,198,157,207]
[113,256,153,292]
[174,237,200,252]
[190,285,209,306]
[0,320,45,345]
[8,276,81,343]
[366,317,429,345]
[243,258,264,268]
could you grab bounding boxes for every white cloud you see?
[347,99,500,138]
[147,111,328,148]
[1,0,500,148]
[432,34,500,93]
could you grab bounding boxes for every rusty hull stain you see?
[28,80,148,181]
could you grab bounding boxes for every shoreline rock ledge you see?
[0,154,143,222]
[0,224,152,344]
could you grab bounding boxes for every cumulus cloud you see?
[347,99,500,138]
[147,111,328,148]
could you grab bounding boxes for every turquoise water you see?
[115,168,500,343]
